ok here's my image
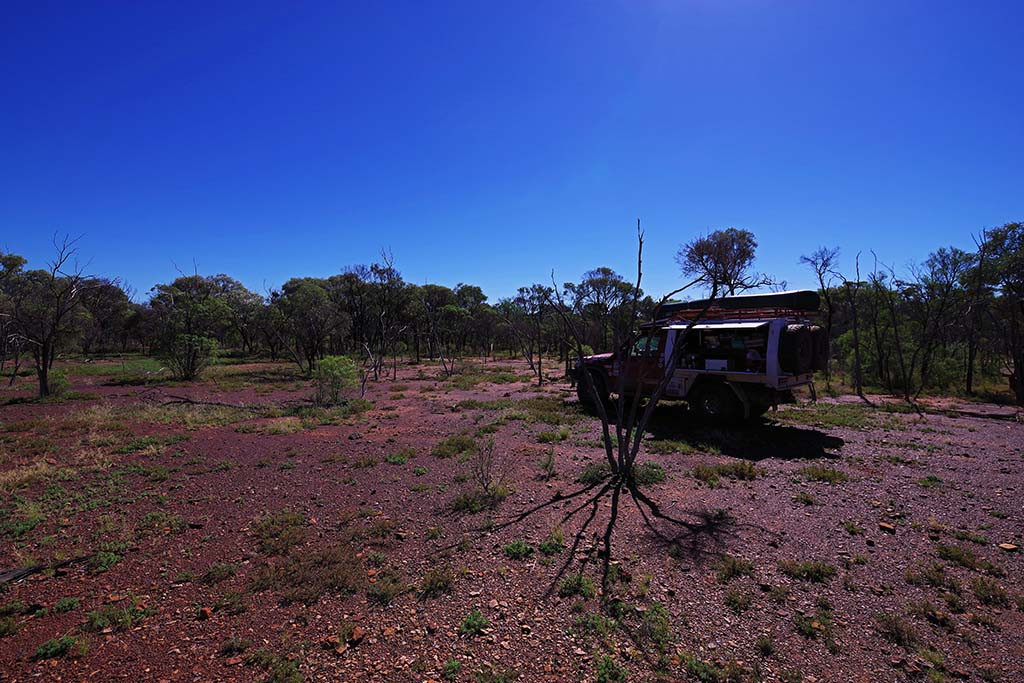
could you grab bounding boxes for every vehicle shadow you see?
[642,402,844,461]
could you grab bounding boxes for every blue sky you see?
[2,1,1022,301]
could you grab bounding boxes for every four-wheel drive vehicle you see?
[570,290,828,421]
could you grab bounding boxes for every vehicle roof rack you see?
[661,306,815,323]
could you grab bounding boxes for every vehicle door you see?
[622,331,666,393]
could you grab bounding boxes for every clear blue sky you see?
[2,1,1021,301]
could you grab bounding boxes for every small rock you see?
[198,607,212,620]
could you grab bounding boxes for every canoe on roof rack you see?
[656,289,820,318]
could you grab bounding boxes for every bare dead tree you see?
[519,220,773,593]
[832,253,867,401]
[5,235,94,397]
[801,246,839,387]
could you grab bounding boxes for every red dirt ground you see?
[0,359,1021,682]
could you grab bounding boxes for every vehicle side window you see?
[632,335,660,356]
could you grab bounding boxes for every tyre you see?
[808,325,828,372]
[689,383,742,422]
[780,324,814,374]
[576,370,609,415]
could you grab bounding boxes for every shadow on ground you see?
[642,402,845,461]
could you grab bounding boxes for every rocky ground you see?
[0,359,1021,682]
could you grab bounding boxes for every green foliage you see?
[432,434,477,459]
[798,465,848,484]
[34,636,77,660]
[640,602,674,652]
[386,447,416,465]
[690,461,758,487]
[874,611,919,649]
[538,527,565,556]
[201,562,238,586]
[366,571,406,605]
[971,577,1010,606]
[715,555,754,583]
[443,659,462,681]
[502,540,534,560]
[537,427,569,443]
[161,334,218,380]
[52,597,80,613]
[47,369,71,397]
[253,510,308,556]
[459,609,489,637]
[779,560,836,583]
[594,655,629,682]
[936,544,1004,575]
[219,637,252,657]
[632,462,666,486]
[559,573,596,599]
[451,485,509,513]
[724,589,752,613]
[577,462,610,484]
[84,598,154,632]
[539,448,556,480]
[249,544,361,605]
[420,567,453,598]
[313,355,359,406]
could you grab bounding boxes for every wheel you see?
[780,324,814,374]
[576,371,610,415]
[809,325,829,372]
[689,383,742,422]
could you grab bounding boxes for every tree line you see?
[1,223,1021,405]
[802,222,1023,404]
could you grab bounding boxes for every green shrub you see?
[459,609,489,636]
[451,485,509,513]
[559,573,596,599]
[420,567,453,598]
[502,540,534,560]
[715,555,754,583]
[595,655,628,682]
[366,572,406,605]
[0,617,18,638]
[432,434,477,459]
[386,448,416,465]
[34,636,77,660]
[201,562,238,586]
[538,528,565,556]
[971,577,1010,606]
[874,611,919,649]
[537,428,569,443]
[253,510,308,556]
[724,589,753,613]
[633,462,666,486]
[577,463,610,485]
[47,369,71,397]
[779,560,835,583]
[52,597,79,613]
[84,599,153,632]
[798,465,848,484]
[162,334,218,381]
[936,544,1004,575]
[442,659,462,681]
[691,461,758,486]
[313,355,359,406]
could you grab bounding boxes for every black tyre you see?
[780,324,814,374]
[689,383,742,422]
[576,371,609,415]
[809,325,829,372]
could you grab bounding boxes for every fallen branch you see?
[0,554,93,586]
